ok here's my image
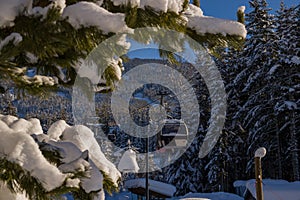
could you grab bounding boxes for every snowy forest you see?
[0,0,299,199]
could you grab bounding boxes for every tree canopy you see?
[0,0,246,93]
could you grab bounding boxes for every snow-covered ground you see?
[234,179,300,200]
[105,190,243,200]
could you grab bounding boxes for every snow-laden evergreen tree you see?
[227,0,299,181]
[204,43,249,192]
[229,0,279,178]
[273,2,300,181]
[164,134,206,196]
[0,0,246,94]
[0,0,248,198]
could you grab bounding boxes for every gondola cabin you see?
[108,126,117,142]
[158,119,188,149]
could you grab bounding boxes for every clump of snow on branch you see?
[75,57,124,92]
[61,125,121,186]
[0,115,66,191]
[140,0,186,14]
[74,33,128,91]
[20,75,58,86]
[184,4,247,38]
[112,0,140,7]
[31,0,66,18]
[112,0,186,14]
[0,114,121,199]
[184,4,203,16]
[0,0,31,27]
[62,1,131,33]
[0,0,246,38]
[0,32,22,51]
[0,0,246,89]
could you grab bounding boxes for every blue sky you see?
[200,0,299,20]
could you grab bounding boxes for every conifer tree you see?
[0,0,248,198]
[227,0,299,181]
[274,3,300,180]
[0,0,245,93]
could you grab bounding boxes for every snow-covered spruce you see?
[0,114,121,200]
[0,0,246,90]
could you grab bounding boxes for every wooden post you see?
[255,157,263,200]
[254,147,266,200]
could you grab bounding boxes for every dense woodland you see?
[164,0,299,194]
[0,0,299,198]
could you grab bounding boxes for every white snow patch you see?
[140,0,185,14]
[48,141,104,193]
[31,0,66,18]
[7,117,43,135]
[125,178,176,197]
[0,0,32,27]
[140,0,168,12]
[0,115,120,197]
[25,52,38,64]
[167,0,185,14]
[184,4,204,16]
[81,160,104,193]
[61,125,121,186]
[183,4,246,38]
[233,180,247,187]
[0,114,18,127]
[0,32,22,51]
[112,0,140,7]
[20,75,58,86]
[117,149,139,173]
[245,179,300,200]
[48,120,70,141]
[186,15,246,38]
[291,56,300,65]
[66,178,80,189]
[28,118,43,134]
[284,101,297,110]
[0,119,66,191]
[58,154,90,173]
[62,2,131,33]
[174,192,243,200]
[53,0,66,11]
[268,65,279,75]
